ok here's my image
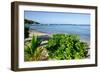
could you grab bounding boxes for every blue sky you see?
[24,11,90,25]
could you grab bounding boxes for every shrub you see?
[46,34,89,60]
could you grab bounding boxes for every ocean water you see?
[30,24,90,43]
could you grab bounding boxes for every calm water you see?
[30,24,90,43]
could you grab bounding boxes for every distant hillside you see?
[24,19,40,24]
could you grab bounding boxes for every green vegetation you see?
[24,19,40,24]
[24,35,41,61]
[46,34,89,60]
[24,35,49,61]
[24,34,89,61]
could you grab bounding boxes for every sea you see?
[29,24,90,44]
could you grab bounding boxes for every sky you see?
[24,11,90,25]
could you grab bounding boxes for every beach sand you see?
[29,30,49,37]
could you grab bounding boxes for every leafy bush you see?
[46,34,89,60]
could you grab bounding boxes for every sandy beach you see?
[29,30,49,37]
[25,30,50,43]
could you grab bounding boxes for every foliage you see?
[46,34,89,60]
[24,19,40,24]
[24,34,89,61]
[32,46,48,61]
[24,35,41,61]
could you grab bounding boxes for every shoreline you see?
[29,30,49,37]
[24,30,50,42]
[28,30,90,46]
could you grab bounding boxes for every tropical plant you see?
[46,34,89,60]
[32,46,48,61]
[24,35,41,61]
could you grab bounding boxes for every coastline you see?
[29,30,49,37]
[25,30,50,42]
[27,30,90,46]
